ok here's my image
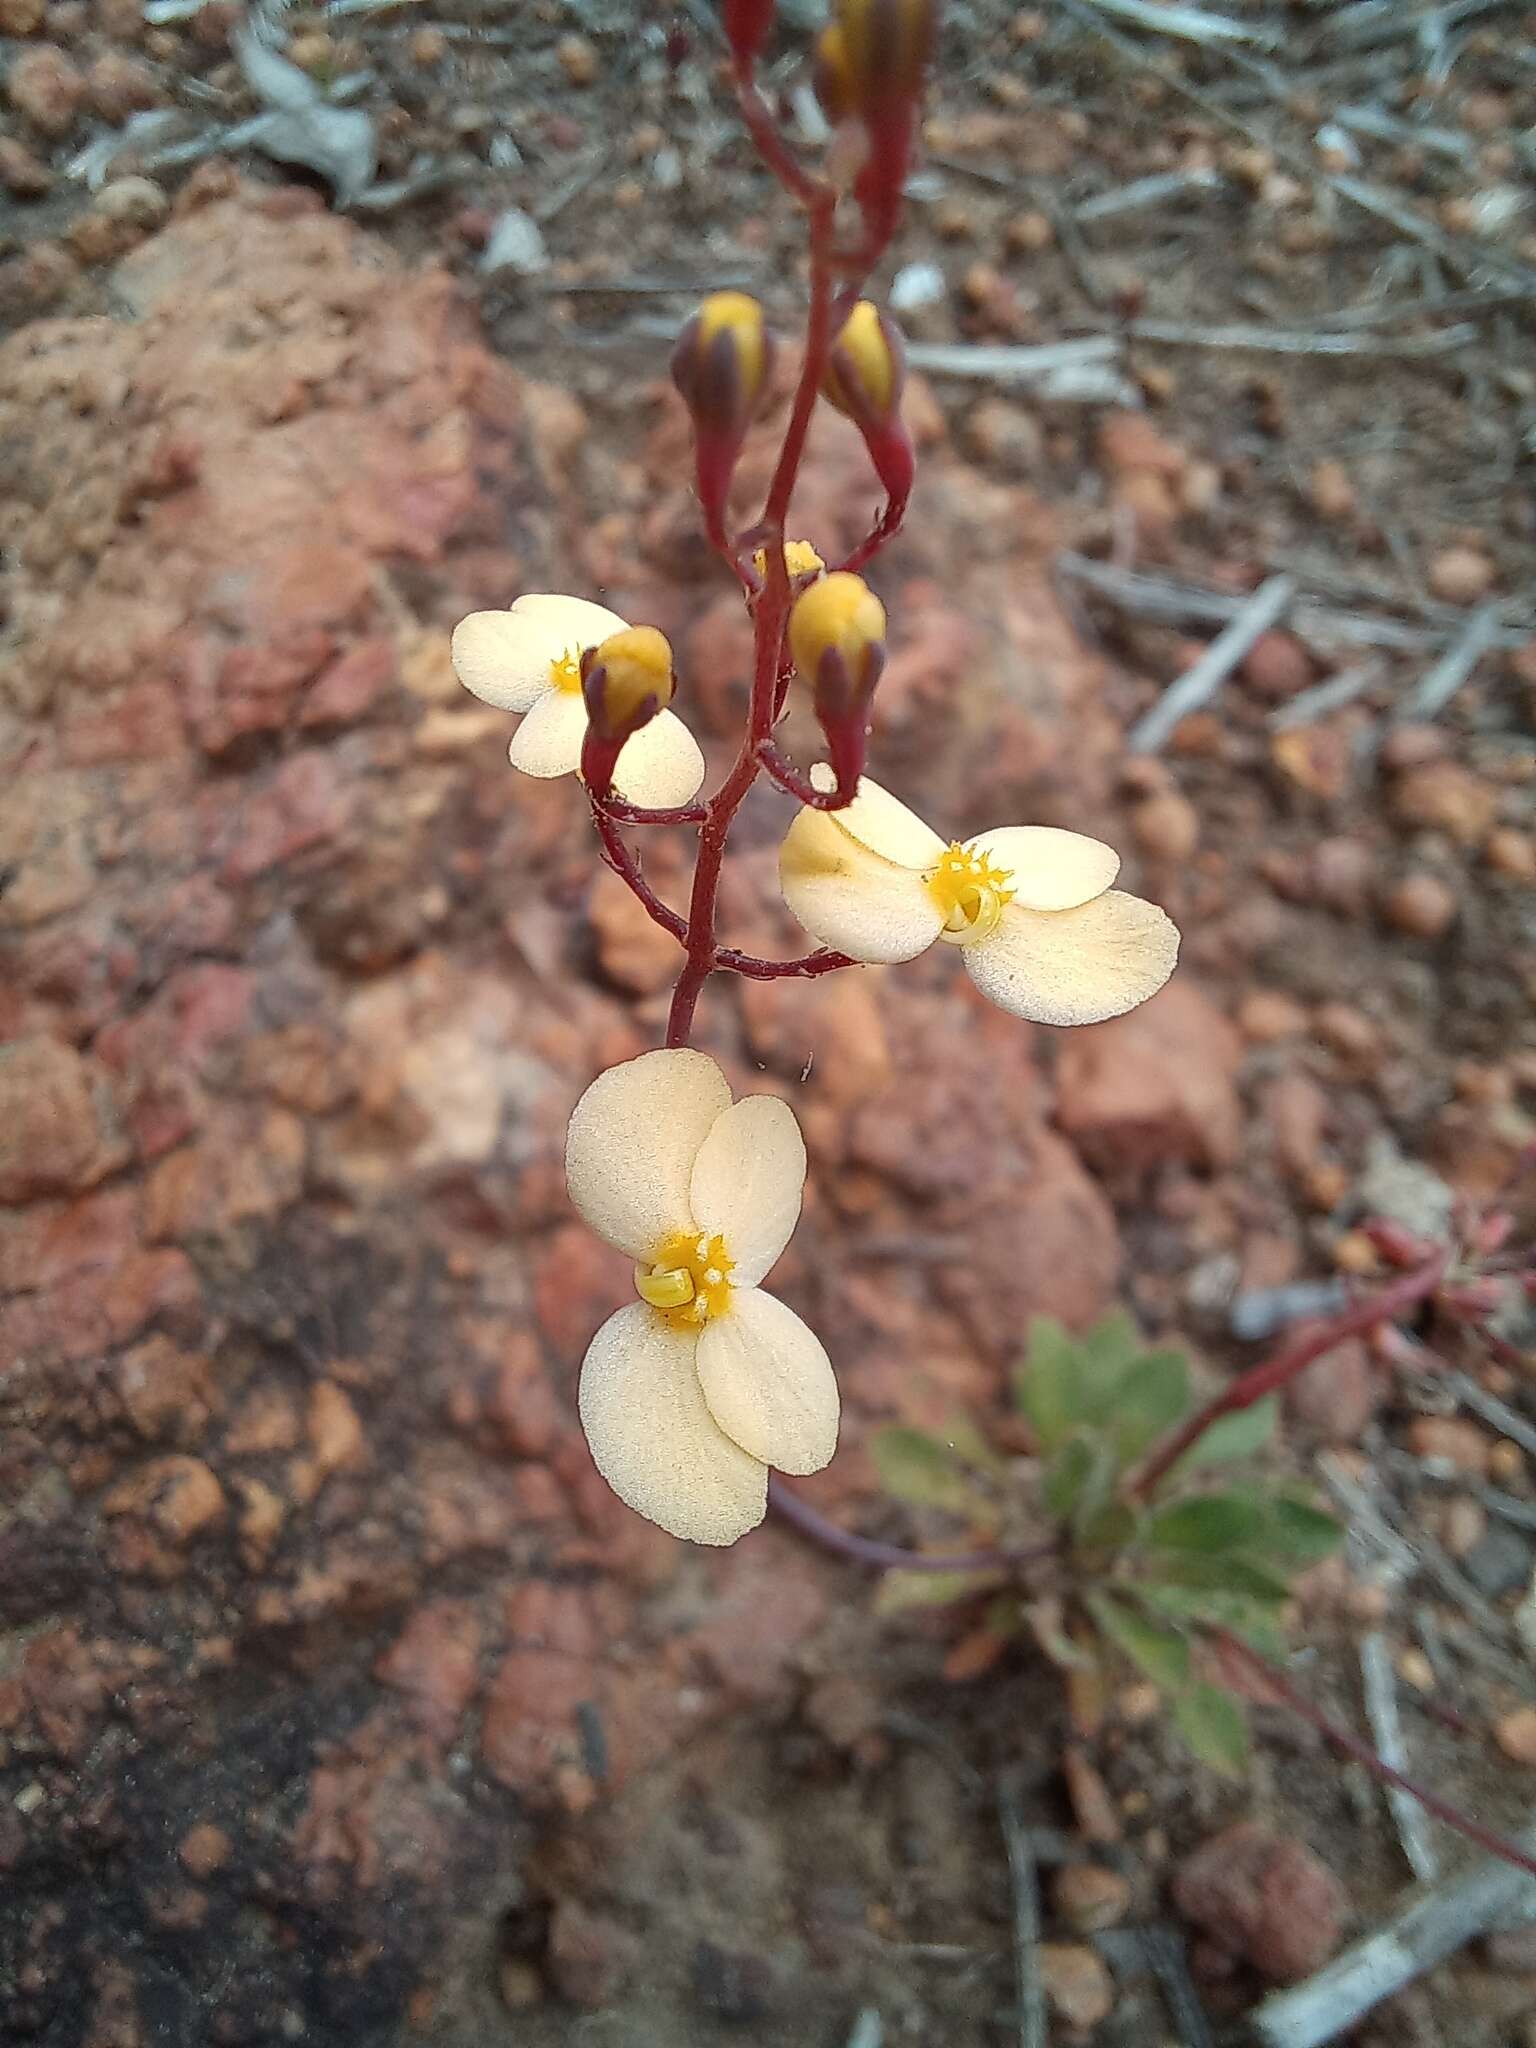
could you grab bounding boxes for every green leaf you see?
[1075,1499,1139,1556]
[873,1568,1000,1615]
[869,1428,973,1515]
[1085,1591,1190,1692]
[1147,1493,1267,1554]
[1168,1396,1279,1476]
[1108,1348,1191,1465]
[1043,1435,1097,1519]
[1078,1310,1142,1383]
[1172,1683,1250,1777]
[1015,1318,1081,1450]
[940,1413,1004,1475]
[1135,1584,1288,1657]
[1253,1495,1345,1567]
[1145,1552,1293,1604]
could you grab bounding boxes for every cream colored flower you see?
[779,769,1179,1027]
[566,1048,838,1546]
[451,593,705,807]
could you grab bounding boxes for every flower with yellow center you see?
[566,1049,839,1546]
[450,593,705,808]
[779,769,1179,1027]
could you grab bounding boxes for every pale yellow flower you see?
[451,593,705,807]
[566,1049,838,1546]
[779,769,1179,1026]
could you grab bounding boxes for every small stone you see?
[94,175,168,228]
[1396,1648,1435,1692]
[1407,1416,1492,1476]
[85,51,159,122]
[1040,1943,1115,2030]
[1308,459,1356,522]
[1004,208,1054,253]
[1487,828,1536,882]
[1173,1824,1346,1982]
[105,1456,225,1544]
[589,869,683,995]
[1496,1707,1536,1765]
[285,28,332,71]
[1463,1520,1533,1599]
[1242,631,1313,701]
[546,1901,639,2010]
[498,1959,543,2010]
[1132,791,1200,862]
[0,1038,121,1205]
[1052,1864,1131,1933]
[6,46,86,136]
[1490,1440,1527,1486]
[1314,1002,1381,1069]
[410,25,446,64]
[0,135,52,198]
[179,1822,231,1877]
[1062,1744,1121,1843]
[1286,1337,1376,1442]
[1441,1497,1487,1560]
[556,32,598,85]
[114,1336,213,1444]
[965,397,1043,476]
[306,1380,366,1477]
[1383,872,1459,939]
[0,0,45,31]
[1428,544,1495,606]
[1237,989,1308,1042]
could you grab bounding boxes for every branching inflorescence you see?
[452,0,1179,1545]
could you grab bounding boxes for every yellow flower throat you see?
[635,1229,736,1329]
[925,841,1016,945]
[549,647,583,693]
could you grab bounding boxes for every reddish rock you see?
[1054,981,1243,1174]
[1261,1070,1329,1178]
[114,1334,215,1444]
[306,1381,366,1477]
[547,1900,639,2010]
[1242,631,1312,701]
[1097,410,1186,481]
[1391,761,1498,845]
[1383,872,1459,939]
[1040,1943,1115,2030]
[375,1601,482,1745]
[104,1456,225,1545]
[1173,1823,1347,1981]
[1286,1337,1377,1441]
[0,134,52,197]
[1428,545,1495,605]
[690,1552,828,1706]
[85,51,160,121]
[0,1038,124,1205]
[1132,791,1200,862]
[6,46,85,136]
[179,1822,232,1878]
[589,869,683,995]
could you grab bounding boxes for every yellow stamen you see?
[926,841,1016,946]
[549,647,583,693]
[752,539,825,585]
[634,1227,736,1330]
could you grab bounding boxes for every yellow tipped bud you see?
[670,291,774,443]
[752,539,825,586]
[813,21,854,123]
[823,300,905,426]
[789,572,885,685]
[834,0,937,107]
[582,626,675,741]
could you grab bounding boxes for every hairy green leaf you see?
[1108,1348,1192,1464]
[1079,1310,1142,1382]
[1085,1592,1190,1692]
[1147,1493,1266,1554]
[869,1427,973,1515]
[1135,1584,1288,1656]
[940,1413,1004,1475]
[1172,1683,1250,1777]
[873,1568,1000,1615]
[1254,1495,1345,1566]
[1015,1317,1081,1450]
[1044,1435,1097,1519]
[1146,1551,1293,1603]
[1075,1499,1139,1556]
[1169,1396,1279,1475]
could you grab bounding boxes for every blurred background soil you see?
[1,2,1534,2042]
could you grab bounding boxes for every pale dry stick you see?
[996,1772,1048,2048]
[1125,318,1481,357]
[1247,1817,1536,2048]
[1267,660,1383,730]
[1094,1927,1215,2048]
[902,337,1122,383]
[1073,167,1222,223]
[1081,0,1280,45]
[1395,602,1503,720]
[1126,574,1297,754]
[1445,1369,1536,1460]
[1359,1632,1440,1883]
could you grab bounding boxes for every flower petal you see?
[971,825,1121,912]
[579,1303,767,1545]
[507,685,587,779]
[451,611,560,714]
[963,890,1180,1026]
[690,1095,806,1288]
[611,708,706,808]
[779,805,946,965]
[566,1048,732,1258]
[510,593,629,645]
[696,1287,839,1475]
[808,763,947,866]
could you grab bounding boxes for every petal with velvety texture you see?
[962,890,1179,1027]
[452,593,626,712]
[565,1048,731,1258]
[971,825,1120,912]
[807,763,947,866]
[507,685,588,778]
[696,1287,839,1475]
[780,805,946,964]
[611,708,706,808]
[579,1303,767,1544]
[690,1095,806,1288]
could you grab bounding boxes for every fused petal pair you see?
[566,1050,839,1546]
[451,593,705,809]
[780,770,1179,1027]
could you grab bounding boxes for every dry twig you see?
[997,1773,1048,2048]
[1126,575,1296,753]
[1359,1633,1440,1883]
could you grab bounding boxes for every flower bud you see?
[834,0,936,115]
[723,0,776,65]
[580,626,676,798]
[812,22,854,124]
[790,572,886,793]
[671,292,775,546]
[823,300,905,427]
[752,538,825,588]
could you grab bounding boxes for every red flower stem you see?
[600,797,709,828]
[766,1474,1054,1574]
[734,65,822,208]
[1213,1630,1536,1880]
[664,188,845,1050]
[839,489,911,575]
[1131,1252,1449,1502]
[716,945,854,980]
[588,802,687,944]
[756,738,857,809]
